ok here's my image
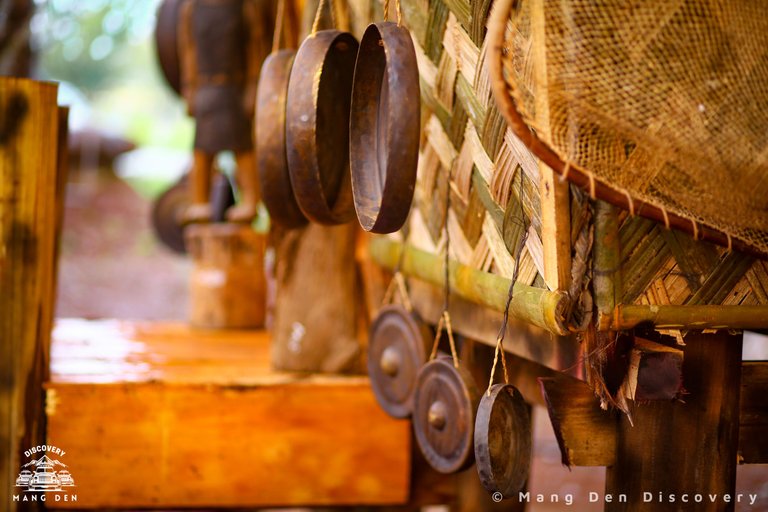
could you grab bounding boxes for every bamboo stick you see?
[611,304,768,330]
[368,237,569,335]
[594,201,621,329]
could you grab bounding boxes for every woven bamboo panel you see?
[619,213,768,307]
[397,0,590,299]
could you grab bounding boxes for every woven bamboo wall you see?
[389,0,768,316]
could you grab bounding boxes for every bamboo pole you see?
[594,201,621,329]
[611,304,768,330]
[369,237,570,335]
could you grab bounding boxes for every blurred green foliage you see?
[33,0,193,150]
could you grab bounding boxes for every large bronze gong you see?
[474,383,531,497]
[367,305,432,418]
[349,22,420,234]
[286,30,358,225]
[413,356,481,473]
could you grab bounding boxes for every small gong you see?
[413,356,481,473]
[367,305,432,418]
[474,383,531,496]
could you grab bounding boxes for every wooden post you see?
[0,77,61,511]
[185,223,266,329]
[605,331,743,511]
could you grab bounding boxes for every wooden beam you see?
[407,279,581,373]
[0,77,60,512]
[369,237,569,335]
[740,361,768,464]
[605,331,742,512]
[45,320,411,509]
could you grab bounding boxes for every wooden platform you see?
[45,320,411,509]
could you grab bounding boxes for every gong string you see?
[311,0,336,35]
[486,168,530,396]
[428,158,460,369]
[383,0,403,26]
[271,0,286,53]
[381,228,413,313]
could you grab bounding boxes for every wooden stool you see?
[185,223,266,328]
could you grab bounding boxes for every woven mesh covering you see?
[493,0,768,257]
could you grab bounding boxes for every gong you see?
[154,0,183,95]
[474,383,531,496]
[413,356,481,473]
[256,49,308,228]
[367,305,432,418]
[286,30,359,225]
[349,22,420,234]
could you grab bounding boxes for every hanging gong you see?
[286,30,359,225]
[154,0,183,95]
[349,22,420,234]
[256,49,308,228]
[367,305,432,418]
[413,356,481,473]
[474,383,532,497]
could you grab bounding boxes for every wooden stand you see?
[185,223,266,329]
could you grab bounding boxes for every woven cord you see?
[486,170,529,395]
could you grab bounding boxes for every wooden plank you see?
[605,331,742,512]
[0,77,60,512]
[740,361,768,464]
[539,377,616,467]
[407,278,581,373]
[45,320,410,509]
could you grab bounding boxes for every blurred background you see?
[25,0,192,319]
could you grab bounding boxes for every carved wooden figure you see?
[157,0,273,224]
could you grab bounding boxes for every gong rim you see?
[413,356,480,473]
[154,0,183,96]
[349,22,420,234]
[367,304,432,418]
[257,49,308,229]
[474,383,532,496]
[286,30,359,225]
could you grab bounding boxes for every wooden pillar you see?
[0,78,61,511]
[605,331,743,512]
